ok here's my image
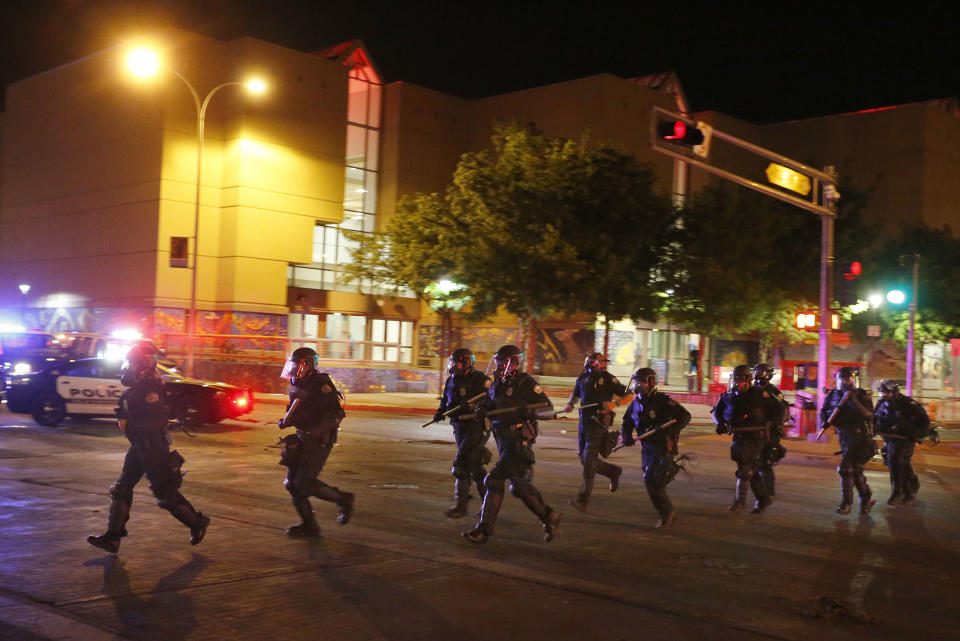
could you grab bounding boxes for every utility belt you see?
[495,420,538,444]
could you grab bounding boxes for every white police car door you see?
[56,360,125,415]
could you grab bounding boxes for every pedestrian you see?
[462,345,561,544]
[563,352,633,512]
[712,365,784,514]
[619,367,691,528]
[432,348,493,518]
[87,344,209,553]
[277,347,354,537]
[819,366,876,514]
[751,363,790,498]
[873,378,929,505]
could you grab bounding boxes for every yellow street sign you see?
[765,163,812,196]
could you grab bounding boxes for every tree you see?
[342,122,676,371]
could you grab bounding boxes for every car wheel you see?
[176,395,209,429]
[32,393,66,427]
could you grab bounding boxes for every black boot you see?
[542,508,562,542]
[86,533,121,554]
[337,492,354,525]
[464,485,503,543]
[288,495,321,537]
[445,478,471,518]
[190,513,210,545]
[729,478,748,513]
[571,476,593,512]
[837,473,854,513]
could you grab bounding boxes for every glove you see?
[715,422,730,435]
[562,404,574,414]
[433,410,445,423]
[278,417,288,429]
[620,436,635,448]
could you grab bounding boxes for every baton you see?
[421,392,488,428]
[462,402,550,421]
[610,419,677,453]
[278,397,301,430]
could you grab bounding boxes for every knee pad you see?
[283,477,304,497]
[109,481,133,503]
[484,474,505,494]
[837,465,854,478]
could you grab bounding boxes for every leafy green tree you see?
[342,122,675,371]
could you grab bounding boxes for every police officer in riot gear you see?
[87,344,209,553]
[752,363,790,498]
[712,365,784,514]
[620,368,691,528]
[819,366,876,514]
[278,347,354,537]
[563,352,633,512]
[462,345,561,544]
[433,348,493,518]
[874,379,929,505]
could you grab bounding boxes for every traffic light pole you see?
[650,107,840,418]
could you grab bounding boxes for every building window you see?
[371,319,413,363]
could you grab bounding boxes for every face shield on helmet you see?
[486,345,523,379]
[629,367,657,398]
[877,378,899,397]
[752,363,774,387]
[728,365,752,395]
[120,344,159,387]
[835,367,859,391]
[281,347,319,385]
[583,352,608,374]
[447,348,475,376]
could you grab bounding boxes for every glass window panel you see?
[372,345,385,361]
[371,318,385,342]
[346,125,366,168]
[367,83,382,128]
[386,320,400,343]
[365,129,379,171]
[400,347,412,364]
[341,211,364,231]
[400,321,413,347]
[312,225,325,263]
[363,172,378,213]
[347,76,369,125]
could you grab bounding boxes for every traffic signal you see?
[657,120,704,145]
[795,310,841,331]
[837,261,861,306]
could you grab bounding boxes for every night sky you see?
[1,1,958,124]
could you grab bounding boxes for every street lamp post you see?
[126,49,265,376]
[906,254,920,396]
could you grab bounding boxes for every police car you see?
[3,357,254,428]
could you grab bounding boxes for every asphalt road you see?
[1,404,958,641]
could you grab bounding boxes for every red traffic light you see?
[657,120,705,145]
[840,261,862,280]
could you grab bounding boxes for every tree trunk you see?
[437,309,451,397]
[526,316,538,374]
[603,318,610,359]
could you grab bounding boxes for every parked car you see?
[2,357,253,428]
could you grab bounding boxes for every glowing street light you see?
[124,46,267,376]
[886,289,906,305]
[868,293,883,308]
[18,284,30,295]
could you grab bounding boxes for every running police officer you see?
[874,379,929,505]
[278,347,354,537]
[819,366,876,514]
[752,363,790,498]
[620,368,691,528]
[433,348,493,518]
[712,365,784,514]
[87,344,209,553]
[462,345,561,544]
[563,352,633,512]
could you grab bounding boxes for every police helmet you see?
[752,363,774,386]
[282,347,319,386]
[487,344,523,379]
[447,348,475,375]
[728,365,752,395]
[835,366,859,391]
[877,378,900,397]
[120,343,160,387]
[630,367,658,398]
[583,352,608,374]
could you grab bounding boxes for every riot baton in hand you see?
[278,397,302,430]
[421,391,488,428]
[610,418,677,453]
[462,402,550,421]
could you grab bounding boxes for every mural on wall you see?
[592,329,633,365]
[713,339,759,369]
[418,324,594,372]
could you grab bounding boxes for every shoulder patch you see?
[533,384,543,394]
[321,384,333,393]
[763,390,770,397]
[611,377,620,385]
[146,392,160,403]
[484,378,492,389]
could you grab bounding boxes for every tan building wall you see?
[0,29,348,319]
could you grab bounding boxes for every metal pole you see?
[906,254,920,396]
[817,213,834,418]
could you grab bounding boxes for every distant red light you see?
[666,121,686,140]
[850,261,861,276]
[235,397,247,407]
